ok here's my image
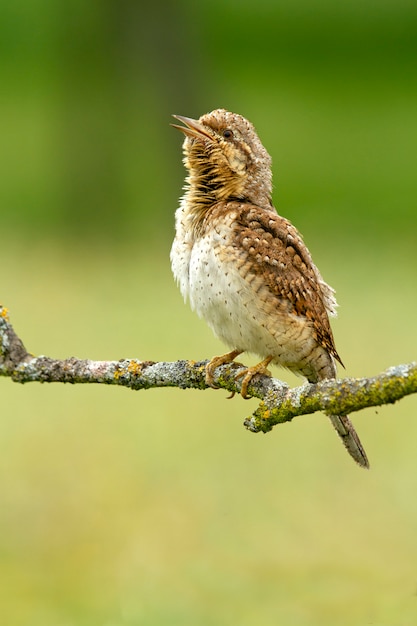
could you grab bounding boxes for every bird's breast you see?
[171,203,328,374]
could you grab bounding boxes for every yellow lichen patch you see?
[190,361,206,376]
[188,359,201,370]
[0,306,9,321]
[113,368,122,381]
[127,360,144,376]
[260,406,271,420]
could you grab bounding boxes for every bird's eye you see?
[222,129,233,139]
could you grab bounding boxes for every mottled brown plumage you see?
[171,108,369,468]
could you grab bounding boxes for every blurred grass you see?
[1,238,417,626]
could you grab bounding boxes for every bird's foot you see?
[205,350,242,390]
[235,356,274,398]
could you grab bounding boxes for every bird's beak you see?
[171,115,214,141]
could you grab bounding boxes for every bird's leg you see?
[235,356,274,399]
[205,349,243,390]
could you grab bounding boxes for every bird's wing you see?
[229,203,343,365]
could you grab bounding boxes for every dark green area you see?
[1,0,416,247]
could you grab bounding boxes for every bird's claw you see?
[234,357,273,398]
[205,352,273,399]
[205,350,242,392]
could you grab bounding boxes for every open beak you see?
[171,115,214,141]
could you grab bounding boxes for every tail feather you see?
[329,414,370,469]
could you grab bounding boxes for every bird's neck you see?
[181,166,273,238]
[180,173,217,238]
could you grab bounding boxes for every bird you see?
[170,108,369,469]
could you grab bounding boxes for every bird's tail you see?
[328,414,369,469]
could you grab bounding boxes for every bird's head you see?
[172,108,273,209]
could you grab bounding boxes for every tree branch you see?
[1,304,416,433]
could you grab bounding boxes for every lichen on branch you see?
[1,304,416,432]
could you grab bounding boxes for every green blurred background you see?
[1,1,417,624]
